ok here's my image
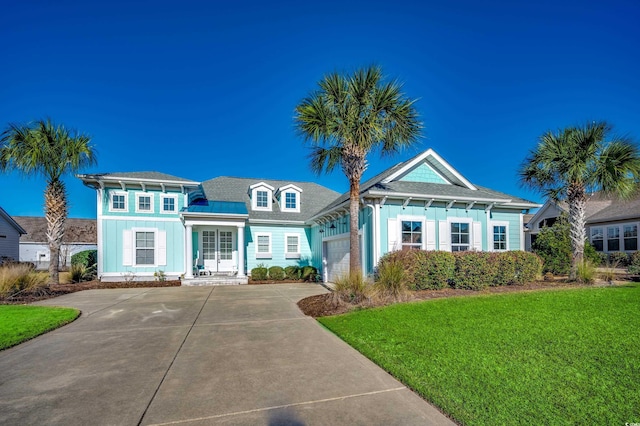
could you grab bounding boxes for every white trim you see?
[160,194,178,214]
[102,215,182,222]
[397,215,427,250]
[251,185,273,212]
[249,219,307,225]
[446,217,474,252]
[97,188,103,278]
[526,200,563,231]
[490,221,510,251]
[277,184,303,193]
[255,232,272,259]
[135,192,154,213]
[131,227,159,267]
[367,191,514,205]
[183,219,246,227]
[249,182,275,191]
[280,189,301,213]
[593,221,639,253]
[284,233,301,259]
[519,213,525,250]
[109,191,128,213]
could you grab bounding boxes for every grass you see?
[319,284,640,425]
[0,305,80,350]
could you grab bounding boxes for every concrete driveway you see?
[0,284,453,425]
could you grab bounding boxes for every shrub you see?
[493,251,543,286]
[628,252,640,275]
[301,265,318,282]
[451,251,496,290]
[576,261,596,283]
[376,250,422,289]
[284,265,301,280]
[332,272,373,304]
[608,251,630,267]
[268,266,285,280]
[70,263,97,283]
[375,258,409,300]
[584,243,605,266]
[251,265,268,280]
[0,264,48,297]
[154,270,167,281]
[413,251,456,290]
[71,250,97,268]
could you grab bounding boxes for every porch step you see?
[181,276,248,286]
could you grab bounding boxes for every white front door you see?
[202,229,236,272]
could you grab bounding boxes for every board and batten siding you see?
[245,225,313,272]
[0,216,21,261]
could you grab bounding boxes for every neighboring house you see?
[0,207,27,264]
[14,216,97,270]
[78,148,539,283]
[524,192,640,254]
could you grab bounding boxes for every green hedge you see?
[284,266,301,280]
[629,252,640,275]
[71,250,97,268]
[251,266,268,280]
[268,266,285,280]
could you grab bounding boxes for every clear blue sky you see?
[1,0,639,218]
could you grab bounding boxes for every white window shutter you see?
[157,230,167,266]
[438,221,450,251]
[123,230,133,266]
[387,218,398,252]
[472,221,482,251]
[426,220,436,250]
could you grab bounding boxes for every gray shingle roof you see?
[14,217,96,243]
[201,177,341,222]
[585,192,640,223]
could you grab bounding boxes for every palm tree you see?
[519,121,640,280]
[295,66,422,273]
[1,119,96,284]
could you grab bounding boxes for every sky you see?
[1,0,639,219]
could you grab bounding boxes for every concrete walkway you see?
[0,284,454,425]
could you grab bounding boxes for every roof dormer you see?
[277,184,302,213]
[250,182,274,211]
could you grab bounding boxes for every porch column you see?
[185,224,194,278]
[237,225,245,277]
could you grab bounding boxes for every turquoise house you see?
[78,148,539,284]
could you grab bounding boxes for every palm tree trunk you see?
[349,180,361,274]
[568,183,587,280]
[45,179,68,285]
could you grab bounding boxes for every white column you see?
[374,200,381,266]
[237,226,245,277]
[185,224,194,278]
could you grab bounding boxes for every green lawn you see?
[0,305,80,350]
[319,284,640,425]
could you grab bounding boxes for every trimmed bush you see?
[413,250,456,290]
[608,251,630,267]
[628,251,640,275]
[268,266,285,280]
[451,252,496,290]
[493,251,542,285]
[284,265,301,280]
[301,265,318,282]
[251,266,268,280]
[71,250,97,268]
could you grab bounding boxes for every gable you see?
[398,162,449,184]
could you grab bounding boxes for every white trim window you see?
[400,220,423,250]
[122,228,166,267]
[607,226,621,251]
[450,221,471,252]
[491,222,509,251]
[109,191,128,212]
[624,224,638,251]
[255,233,272,258]
[279,184,302,213]
[136,192,154,213]
[135,231,155,265]
[160,194,178,214]
[250,182,274,211]
[590,227,604,251]
[285,233,301,258]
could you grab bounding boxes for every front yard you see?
[319,284,640,425]
[0,306,79,350]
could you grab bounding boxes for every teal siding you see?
[101,187,184,218]
[246,225,313,272]
[489,209,522,251]
[399,163,449,184]
[101,219,185,274]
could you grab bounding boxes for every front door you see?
[202,229,235,272]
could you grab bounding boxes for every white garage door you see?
[325,238,350,283]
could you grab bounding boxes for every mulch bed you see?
[297,278,637,318]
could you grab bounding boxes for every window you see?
[624,224,638,251]
[136,193,153,213]
[135,232,155,265]
[202,231,216,260]
[451,222,470,252]
[285,192,297,210]
[285,234,300,258]
[161,195,177,213]
[401,221,422,250]
[219,231,233,260]
[591,227,604,251]
[256,191,268,208]
[607,226,620,251]
[256,233,271,258]
[493,225,507,251]
[110,192,127,212]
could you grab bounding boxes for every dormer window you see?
[250,182,274,211]
[278,184,302,213]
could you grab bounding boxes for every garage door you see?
[325,238,350,283]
